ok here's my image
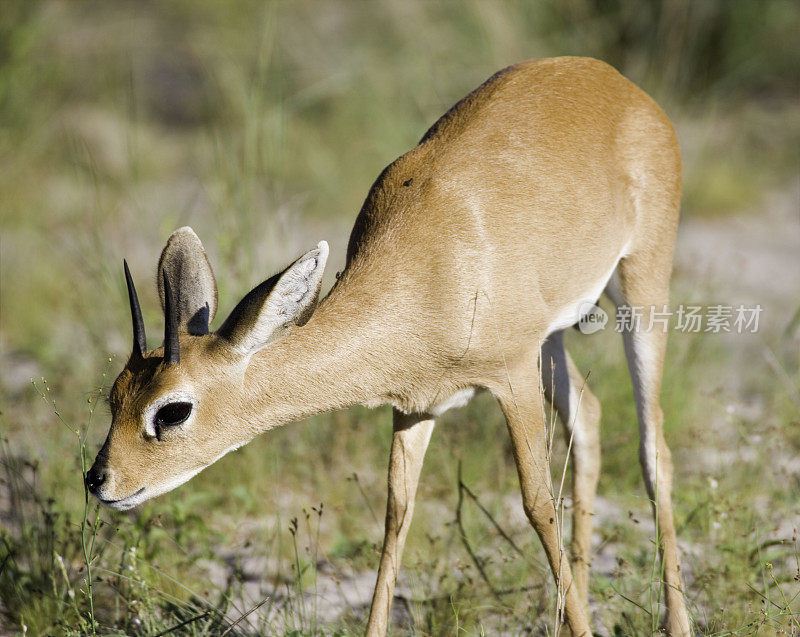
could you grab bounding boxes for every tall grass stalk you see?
[31,357,113,634]
[287,515,308,632]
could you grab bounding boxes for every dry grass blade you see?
[220,596,270,636]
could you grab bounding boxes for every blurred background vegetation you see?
[1,1,798,635]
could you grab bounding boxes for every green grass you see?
[1,1,799,634]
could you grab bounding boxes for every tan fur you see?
[90,57,690,635]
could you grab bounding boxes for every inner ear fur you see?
[157,227,218,335]
[217,241,328,356]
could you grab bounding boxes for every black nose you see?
[85,465,106,495]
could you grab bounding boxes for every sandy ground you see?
[675,185,799,319]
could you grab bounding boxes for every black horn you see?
[162,268,180,365]
[124,260,147,358]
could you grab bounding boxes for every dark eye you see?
[155,402,193,428]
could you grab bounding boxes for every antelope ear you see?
[217,241,328,357]
[157,227,218,335]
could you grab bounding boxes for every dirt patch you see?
[675,185,799,315]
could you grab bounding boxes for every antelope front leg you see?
[542,332,602,613]
[365,410,435,636]
[497,363,592,637]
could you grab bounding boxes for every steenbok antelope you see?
[88,57,690,635]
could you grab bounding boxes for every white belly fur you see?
[545,244,630,336]
[428,387,477,416]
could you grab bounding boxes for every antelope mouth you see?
[100,487,146,511]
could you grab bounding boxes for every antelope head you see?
[86,227,328,510]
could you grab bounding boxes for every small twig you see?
[455,461,503,603]
[610,582,653,616]
[349,472,381,529]
[765,563,800,630]
[220,596,270,636]
[153,611,211,636]
[394,583,542,607]
[458,477,524,557]
[745,582,788,614]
